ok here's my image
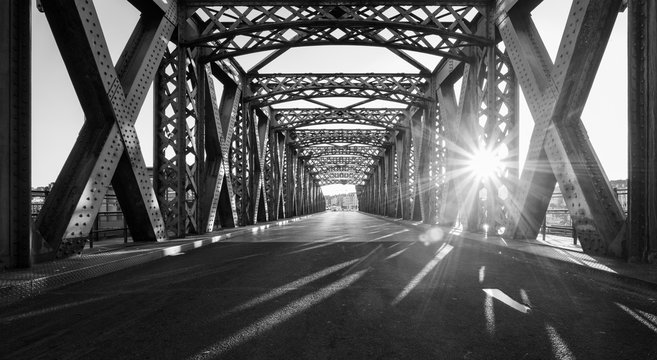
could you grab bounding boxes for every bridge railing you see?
[31,190,129,248]
[542,188,628,244]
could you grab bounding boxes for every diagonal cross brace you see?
[37,0,176,257]
[202,63,240,232]
[498,0,626,255]
[251,108,270,223]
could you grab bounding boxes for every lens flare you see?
[468,147,503,180]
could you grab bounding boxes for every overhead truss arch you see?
[7,0,650,270]
[191,5,491,64]
[291,129,392,148]
[248,73,431,106]
[273,108,408,130]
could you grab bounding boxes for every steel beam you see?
[498,0,626,255]
[199,63,240,231]
[251,108,270,223]
[37,0,174,259]
[436,83,460,226]
[628,0,657,262]
[0,0,31,268]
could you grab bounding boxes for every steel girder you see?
[497,0,626,256]
[299,145,383,158]
[250,107,271,223]
[0,0,31,268]
[197,62,241,232]
[154,38,203,238]
[272,108,407,130]
[248,73,432,106]
[628,0,657,262]
[187,1,491,5]
[36,0,175,259]
[188,5,490,64]
[268,131,287,219]
[291,129,391,148]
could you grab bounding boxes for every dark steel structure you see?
[1,0,655,268]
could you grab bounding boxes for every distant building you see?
[325,192,359,211]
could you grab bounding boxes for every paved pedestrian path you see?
[2,212,656,309]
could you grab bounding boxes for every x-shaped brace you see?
[202,62,241,232]
[497,0,626,254]
[37,0,176,257]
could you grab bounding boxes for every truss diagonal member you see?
[273,108,408,130]
[193,5,488,62]
[299,145,383,159]
[248,73,432,106]
[37,0,176,258]
[497,0,626,255]
[250,107,271,223]
[291,129,392,148]
[201,63,241,232]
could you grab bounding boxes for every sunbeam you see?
[216,258,362,318]
[391,243,454,306]
[189,270,368,359]
[484,292,495,336]
[616,303,657,334]
[545,323,576,360]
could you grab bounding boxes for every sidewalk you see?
[0,216,310,307]
[3,212,657,308]
[366,214,657,290]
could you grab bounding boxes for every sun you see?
[468,147,503,180]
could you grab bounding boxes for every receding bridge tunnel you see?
[2,0,657,358]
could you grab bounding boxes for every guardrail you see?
[542,188,627,244]
[31,189,129,248]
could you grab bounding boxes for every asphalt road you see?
[2,212,657,359]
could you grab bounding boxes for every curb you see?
[358,212,657,294]
[0,215,313,308]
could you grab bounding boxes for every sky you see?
[31,1,628,197]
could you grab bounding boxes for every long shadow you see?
[4,232,657,359]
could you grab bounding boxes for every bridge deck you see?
[2,212,657,359]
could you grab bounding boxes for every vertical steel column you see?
[397,129,412,219]
[422,92,438,224]
[437,80,460,227]
[376,157,384,215]
[482,15,499,232]
[231,99,248,225]
[173,7,188,236]
[270,131,286,219]
[199,63,240,231]
[457,63,482,231]
[628,0,657,261]
[252,109,270,223]
[0,0,31,268]
[286,141,297,217]
[385,146,396,217]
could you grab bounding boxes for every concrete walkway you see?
[0,216,310,307]
[2,211,656,309]
[370,213,657,289]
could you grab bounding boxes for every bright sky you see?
[31,2,628,198]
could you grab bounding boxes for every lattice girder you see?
[190,5,491,63]
[299,145,383,159]
[248,73,431,106]
[273,108,408,130]
[291,129,392,148]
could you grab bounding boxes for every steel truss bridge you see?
[1,0,656,268]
